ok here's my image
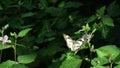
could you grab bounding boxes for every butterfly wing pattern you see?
[63,34,83,51]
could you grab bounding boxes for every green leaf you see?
[21,12,35,18]
[96,6,106,16]
[65,1,82,8]
[17,53,37,64]
[0,60,16,68]
[18,28,32,37]
[91,65,106,68]
[96,45,120,60]
[60,55,82,68]
[101,16,114,27]
[91,57,109,66]
[101,26,109,39]
[85,15,97,23]
[0,43,12,50]
[114,64,120,68]
[10,64,28,68]
[58,1,65,7]
[114,54,120,64]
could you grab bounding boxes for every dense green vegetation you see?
[0,0,120,68]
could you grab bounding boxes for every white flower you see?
[81,34,89,41]
[0,35,11,45]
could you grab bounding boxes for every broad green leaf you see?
[91,57,109,66]
[21,12,35,18]
[114,54,120,64]
[17,53,37,64]
[48,62,61,68]
[101,26,109,39]
[0,43,12,50]
[102,16,114,27]
[10,64,28,68]
[65,1,82,8]
[0,60,16,68]
[18,28,32,37]
[85,15,97,23]
[114,64,120,68]
[60,55,82,68]
[96,6,106,16]
[96,45,120,60]
[91,65,106,68]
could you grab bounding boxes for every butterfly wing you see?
[73,41,83,51]
[63,34,74,51]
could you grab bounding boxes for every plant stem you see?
[0,30,4,62]
[0,49,2,62]
[109,57,113,68]
[13,38,17,62]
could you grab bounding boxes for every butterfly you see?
[63,34,83,51]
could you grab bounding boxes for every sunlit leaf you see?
[85,15,97,23]
[0,42,12,50]
[96,6,106,16]
[10,64,28,68]
[18,28,32,37]
[0,60,16,68]
[59,53,82,68]
[102,16,114,27]
[114,54,120,64]
[114,64,120,68]
[96,45,120,60]
[91,65,106,68]
[17,53,37,64]
[91,57,109,66]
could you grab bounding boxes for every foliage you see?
[0,0,120,68]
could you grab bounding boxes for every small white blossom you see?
[0,35,11,45]
[81,34,88,41]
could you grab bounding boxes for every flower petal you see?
[0,37,3,41]
[7,40,11,43]
[4,35,8,41]
[81,34,88,41]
